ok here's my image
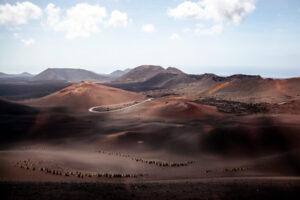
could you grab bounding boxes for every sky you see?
[0,0,300,78]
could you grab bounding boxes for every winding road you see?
[88,98,153,113]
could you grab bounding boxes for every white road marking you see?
[88,98,153,113]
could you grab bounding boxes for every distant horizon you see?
[0,64,299,79]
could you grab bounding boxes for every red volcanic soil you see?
[134,96,222,120]
[113,65,165,83]
[23,81,145,111]
[161,76,300,104]
[205,78,299,103]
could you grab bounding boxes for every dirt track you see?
[89,98,153,113]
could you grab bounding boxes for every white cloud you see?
[46,3,107,40]
[141,24,154,33]
[108,10,128,27]
[0,1,42,25]
[168,1,204,19]
[45,3,61,31]
[195,23,223,36]
[21,38,35,45]
[168,0,255,36]
[168,33,181,40]
[168,0,255,24]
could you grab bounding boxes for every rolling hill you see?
[24,81,145,111]
[0,72,34,83]
[0,72,34,78]
[174,76,300,103]
[107,65,194,91]
[108,68,131,78]
[112,65,166,83]
[31,68,108,82]
[107,65,300,103]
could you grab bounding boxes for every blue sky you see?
[0,0,300,78]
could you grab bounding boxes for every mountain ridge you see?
[31,68,108,82]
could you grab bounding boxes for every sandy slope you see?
[23,82,145,111]
[124,96,223,120]
[172,77,300,103]
[1,81,300,199]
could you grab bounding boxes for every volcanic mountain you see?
[24,81,145,111]
[31,68,107,82]
[108,68,131,78]
[113,65,166,83]
[175,75,300,103]
[0,72,33,78]
[0,72,35,83]
[107,65,197,91]
[103,65,300,103]
[19,72,34,77]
